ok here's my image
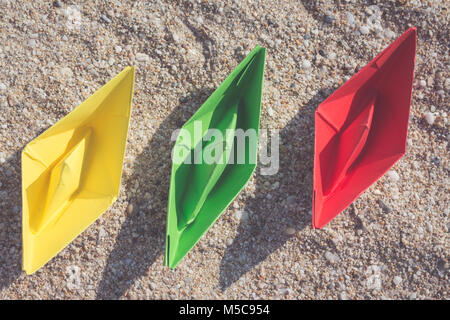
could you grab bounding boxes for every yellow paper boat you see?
[22,67,135,274]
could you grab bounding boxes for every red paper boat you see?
[312,27,417,228]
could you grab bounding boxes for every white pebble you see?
[28,39,37,47]
[424,112,435,125]
[360,26,370,35]
[98,227,107,239]
[345,12,355,25]
[58,67,73,80]
[419,79,427,87]
[325,251,340,264]
[115,45,122,54]
[384,29,395,39]
[234,210,249,222]
[127,203,134,214]
[302,59,312,69]
[407,138,413,147]
[195,16,203,24]
[393,276,402,285]
[338,292,348,300]
[285,227,296,236]
[0,82,6,91]
[136,52,150,62]
[444,78,450,90]
[386,170,400,182]
[366,274,382,290]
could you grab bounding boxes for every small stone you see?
[115,45,122,54]
[324,15,334,24]
[360,26,370,35]
[430,156,440,166]
[28,39,37,48]
[424,112,435,125]
[101,15,111,24]
[377,200,392,214]
[136,53,150,62]
[195,16,203,24]
[286,195,296,206]
[324,251,340,264]
[386,170,400,182]
[409,292,417,300]
[53,0,62,8]
[127,203,134,214]
[234,210,249,222]
[0,83,6,91]
[226,238,233,246]
[98,227,107,239]
[419,79,426,88]
[302,59,312,69]
[278,288,290,296]
[406,139,413,147]
[366,274,382,290]
[59,67,73,79]
[338,292,347,300]
[7,94,18,106]
[285,227,296,236]
[149,282,156,290]
[393,276,402,285]
[385,29,395,39]
[445,78,450,90]
[345,12,355,25]
[66,265,81,290]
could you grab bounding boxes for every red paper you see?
[312,27,417,229]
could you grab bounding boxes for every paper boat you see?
[312,28,417,228]
[22,67,135,274]
[165,46,266,268]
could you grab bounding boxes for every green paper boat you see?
[165,45,266,268]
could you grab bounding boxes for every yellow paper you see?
[22,67,135,274]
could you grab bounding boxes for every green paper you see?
[165,46,266,268]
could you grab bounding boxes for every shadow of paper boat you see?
[313,28,417,229]
[165,46,266,268]
[22,67,135,274]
